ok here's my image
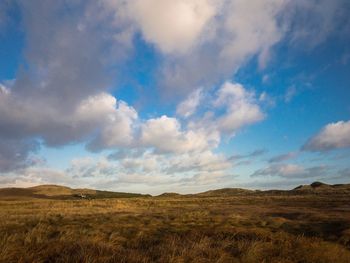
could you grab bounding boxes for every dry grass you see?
[1,193,350,262]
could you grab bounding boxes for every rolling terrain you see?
[0,182,350,262]
[0,184,150,200]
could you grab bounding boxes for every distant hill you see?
[29,185,96,196]
[292,181,350,194]
[157,182,350,197]
[1,182,349,200]
[0,184,150,200]
[194,188,255,197]
[157,192,182,198]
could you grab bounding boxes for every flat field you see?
[1,187,350,262]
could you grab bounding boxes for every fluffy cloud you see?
[140,115,216,154]
[183,82,264,144]
[302,121,350,152]
[251,164,328,178]
[220,0,285,69]
[128,0,217,53]
[157,0,288,93]
[0,85,140,172]
[87,98,138,151]
[214,82,265,134]
[0,80,260,172]
[0,89,137,147]
[0,0,136,171]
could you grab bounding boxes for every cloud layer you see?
[0,0,348,190]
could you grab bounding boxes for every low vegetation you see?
[0,182,350,262]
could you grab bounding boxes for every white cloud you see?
[176,88,203,118]
[220,0,285,69]
[65,149,232,186]
[87,97,138,151]
[140,115,213,154]
[214,82,265,134]
[1,80,261,173]
[128,0,218,53]
[0,90,138,148]
[302,120,350,152]
[156,0,289,93]
[0,88,140,172]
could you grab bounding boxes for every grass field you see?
[1,184,350,262]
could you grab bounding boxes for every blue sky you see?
[0,0,349,194]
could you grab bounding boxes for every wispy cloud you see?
[268,152,298,163]
[229,149,267,161]
[251,164,329,179]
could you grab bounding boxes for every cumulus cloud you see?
[0,89,138,147]
[140,115,216,154]
[0,80,259,173]
[251,164,328,178]
[184,82,264,145]
[302,121,350,152]
[221,0,285,69]
[87,98,138,151]
[104,0,341,97]
[128,0,217,53]
[0,0,136,171]
[214,82,265,134]
[151,0,348,94]
[158,0,287,93]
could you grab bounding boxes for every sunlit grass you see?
[1,194,350,262]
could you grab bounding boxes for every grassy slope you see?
[0,184,149,200]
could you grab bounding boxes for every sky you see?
[0,0,350,195]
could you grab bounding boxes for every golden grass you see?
[1,194,350,262]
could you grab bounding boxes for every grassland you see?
[0,183,350,262]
